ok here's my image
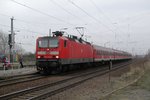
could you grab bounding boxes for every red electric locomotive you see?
[36,31,93,73]
[36,31,132,74]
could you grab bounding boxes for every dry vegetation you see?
[102,58,150,100]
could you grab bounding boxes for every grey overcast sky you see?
[0,0,150,55]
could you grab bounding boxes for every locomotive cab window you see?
[38,37,58,48]
[49,38,58,48]
[38,38,48,48]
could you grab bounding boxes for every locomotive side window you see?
[64,40,67,47]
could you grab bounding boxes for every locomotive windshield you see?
[38,37,58,48]
[49,39,58,47]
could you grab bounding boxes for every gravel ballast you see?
[46,60,149,100]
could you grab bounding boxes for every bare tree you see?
[0,31,25,56]
[145,49,150,59]
[15,44,25,55]
[0,31,9,55]
[147,49,150,58]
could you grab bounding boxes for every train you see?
[36,31,132,74]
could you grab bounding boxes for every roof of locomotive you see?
[37,35,91,45]
[56,35,91,45]
[52,31,91,45]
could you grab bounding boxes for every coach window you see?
[64,40,67,47]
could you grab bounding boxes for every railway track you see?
[0,61,132,100]
[0,73,45,88]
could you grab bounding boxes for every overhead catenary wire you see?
[0,12,66,27]
[89,0,127,42]
[0,15,58,48]
[0,12,67,37]
[2,1,115,35]
[0,13,10,18]
[49,0,87,24]
[0,24,40,47]
[119,12,150,24]
[0,24,10,28]
[0,23,44,35]
[68,0,115,33]
[16,42,34,46]
[11,0,75,26]
[89,0,119,32]
[89,0,115,26]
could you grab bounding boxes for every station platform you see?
[0,67,37,78]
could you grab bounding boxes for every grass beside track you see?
[102,59,150,100]
[136,70,150,91]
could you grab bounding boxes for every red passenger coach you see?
[36,31,93,73]
[93,45,132,62]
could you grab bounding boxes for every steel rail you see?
[0,74,45,88]
[30,62,131,100]
[0,61,132,100]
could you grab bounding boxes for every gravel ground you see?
[45,60,149,100]
[0,75,70,95]
[0,67,37,78]
[0,65,108,95]
[45,64,131,100]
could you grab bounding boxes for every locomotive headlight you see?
[37,51,46,55]
[55,56,59,58]
[37,56,41,58]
